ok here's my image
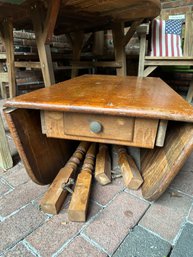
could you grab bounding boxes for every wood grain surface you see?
[40,141,90,214]
[68,143,97,222]
[95,144,111,185]
[43,111,158,148]
[117,145,143,190]
[5,75,193,122]
[141,122,193,201]
[0,0,160,32]
[4,108,77,185]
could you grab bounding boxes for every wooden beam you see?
[0,73,8,82]
[71,61,122,68]
[43,0,61,44]
[156,120,168,147]
[143,66,157,77]
[95,144,111,185]
[145,60,193,66]
[0,114,13,170]
[123,19,143,47]
[0,53,7,60]
[117,145,143,190]
[68,143,97,222]
[186,80,193,103]
[65,33,73,48]
[40,141,90,214]
[112,22,127,76]
[14,61,41,69]
[184,12,193,57]
[138,28,147,77]
[144,56,193,66]
[0,18,16,97]
[31,3,55,87]
[70,31,85,78]
[0,82,8,99]
[92,31,104,56]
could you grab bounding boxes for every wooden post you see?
[156,120,168,147]
[0,18,16,98]
[0,82,8,99]
[68,143,97,222]
[30,3,55,87]
[137,25,149,77]
[186,80,193,103]
[112,22,127,76]
[40,141,90,214]
[117,145,143,190]
[123,20,143,47]
[92,31,104,56]
[0,113,13,170]
[95,144,111,185]
[184,12,193,57]
[127,146,141,170]
[70,31,85,78]
[42,0,61,44]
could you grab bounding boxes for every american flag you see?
[150,19,183,57]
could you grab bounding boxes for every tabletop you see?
[5,74,193,122]
[0,0,160,33]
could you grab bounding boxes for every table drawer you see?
[42,111,159,148]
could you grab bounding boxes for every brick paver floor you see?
[1,99,193,257]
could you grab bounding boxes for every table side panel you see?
[43,111,159,149]
[4,108,77,185]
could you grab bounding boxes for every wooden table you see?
[4,75,193,200]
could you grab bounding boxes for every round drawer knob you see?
[90,121,102,134]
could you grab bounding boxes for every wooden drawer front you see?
[63,113,134,141]
[43,111,159,148]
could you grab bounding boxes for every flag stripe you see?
[159,20,162,56]
[150,19,183,57]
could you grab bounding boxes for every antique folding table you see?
[4,75,193,201]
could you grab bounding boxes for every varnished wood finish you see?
[5,75,193,122]
[4,74,193,200]
[141,122,193,201]
[95,144,111,185]
[4,108,77,185]
[0,1,160,33]
[43,111,158,148]
[117,145,143,190]
[40,142,90,214]
[68,143,97,222]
